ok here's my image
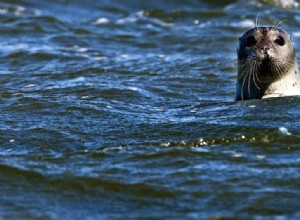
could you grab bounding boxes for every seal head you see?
[235,27,300,101]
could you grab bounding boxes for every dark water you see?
[1,0,300,219]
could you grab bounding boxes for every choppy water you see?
[1,0,300,219]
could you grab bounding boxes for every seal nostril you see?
[261,46,269,52]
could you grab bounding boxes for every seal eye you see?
[245,36,257,47]
[274,36,285,46]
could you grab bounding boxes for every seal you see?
[235,26,300,101]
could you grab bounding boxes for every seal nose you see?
[261,46,269,53]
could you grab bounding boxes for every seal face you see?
[235,26,300,101]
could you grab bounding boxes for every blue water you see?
[1,0,300,219]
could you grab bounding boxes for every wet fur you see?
[235,26,300,101]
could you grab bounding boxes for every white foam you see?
[292,31,300,38]
[278,127,291,135]
[75,47,88,53]
[93,17,110,25]
[256,155,266,160]
[230,19,255,28]
[127,86,138,91]
[25,84,36,88]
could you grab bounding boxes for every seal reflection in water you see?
[235,26,300,101]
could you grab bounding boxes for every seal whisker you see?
[280,57,295,68]
[238,60,251,81]
[272,57,293,76]
[272,19,287,30]
[254,60,261,83]
[248,70,251,98]
[241,66,250,100]
[238,58,263,99]
[271,60,282,77]
[252,61,261,89]
[255,13,261,31]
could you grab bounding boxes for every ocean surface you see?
[1,0,300,219]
